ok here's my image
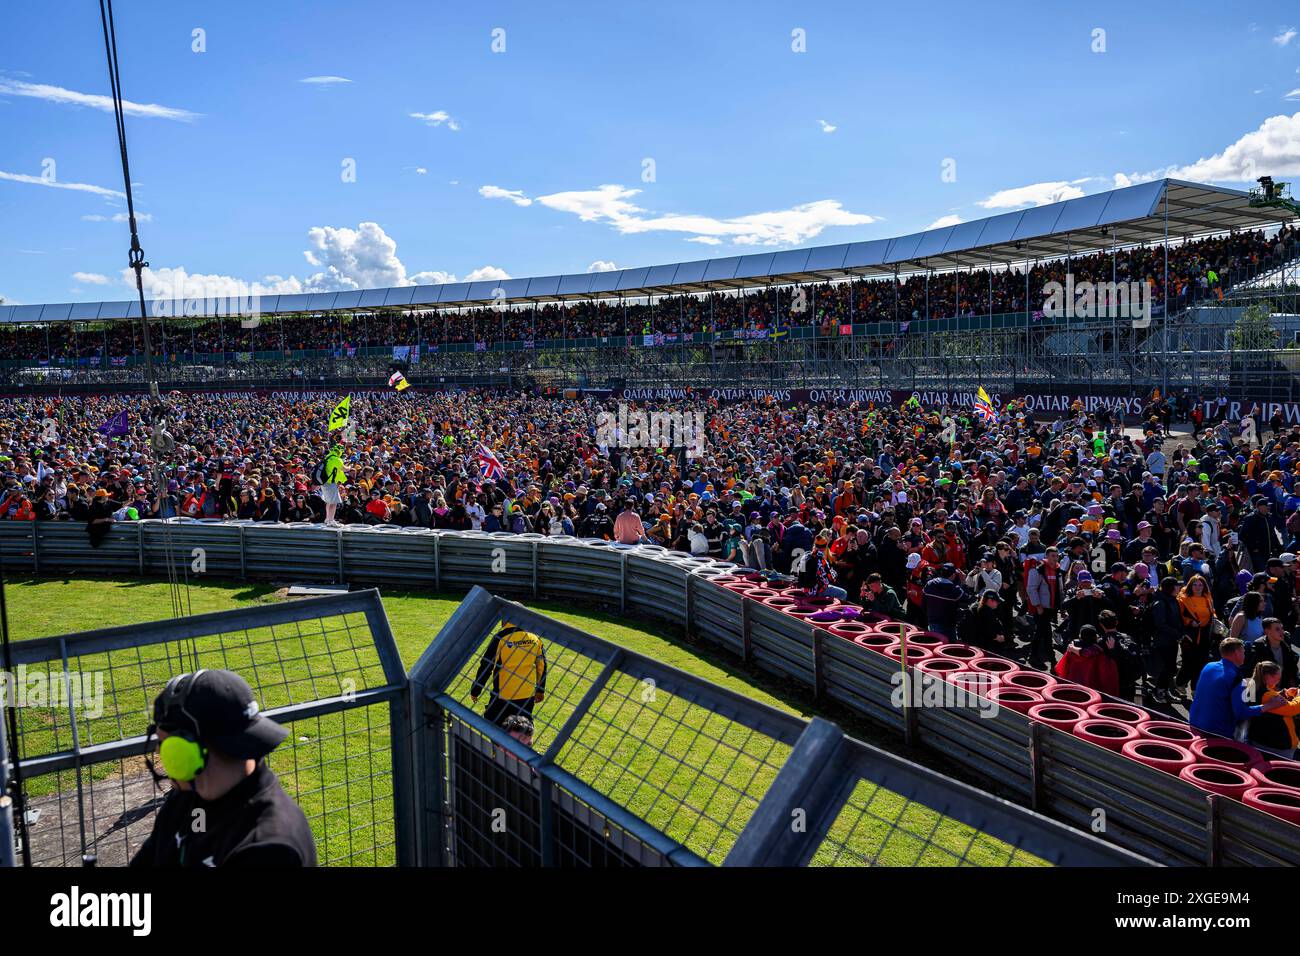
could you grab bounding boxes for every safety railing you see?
[409,587,1144,866]
[2,519,1298,865]
[0,586,413,866]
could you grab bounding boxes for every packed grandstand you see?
[1,223,1293,366]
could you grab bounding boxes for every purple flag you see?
[97,409,129,437]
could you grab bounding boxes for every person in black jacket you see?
[1245,617,1299,689]
[1240,495,1280,573]
[1098,609,1143,702]
[132,669,316,867]
[961,589,1010,652]
[1148,577,1184,704]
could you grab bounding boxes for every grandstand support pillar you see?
[1028,720,1045,812]
[1204,794,1222,867]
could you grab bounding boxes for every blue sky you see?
[2,0,1299,305]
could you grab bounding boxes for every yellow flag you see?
[976,386,993,405]
[328,395,351,432]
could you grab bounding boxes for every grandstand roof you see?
[3,178,1296,324]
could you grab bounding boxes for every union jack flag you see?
[973,386,999,424]
[476,443,505,481]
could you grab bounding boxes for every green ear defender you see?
[160,734,207,781]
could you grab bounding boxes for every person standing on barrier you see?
[471,622,548,728]
[133,669,317,867]
[320,443,346,527]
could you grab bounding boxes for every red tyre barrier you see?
[853,634,898,654]
[1027,702,1088,732]
[873,620,919,641]
[761,595,801,611]
[711,574,745,586]
[740,572,766,583]
[1251,760,1300,793]
[906,631,948,650]
[847,609,879,624]
[883,643,933,665]
[743,587,780,600]
[782,592,840,611]
[1135,719,1200,746]
[782,604,826,622]
[1042,684,1102,709]
[1002,670,1057,692]
[827,620,873,642]
[1179,763,1256,799]
[1243,787,1300,826]
[935,643,984,663]
[916,657,967,678]
[948,671,1001,697]
[1190,737,1265,770]
[1073,718,1141,753]
[722,582,761,595]
[987,687,1042,713]
[1086,702,1148,726]
[969,657,1020,677]
[807,610,847,629]
[1121,739,1196,775]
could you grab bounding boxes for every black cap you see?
[153,670,288,760]
[1253,495,1269,507]
[1109,562,1129,574]
[981,588,1000,601]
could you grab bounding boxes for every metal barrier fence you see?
[409,587,1144,866]
[1,519,1296,864]
[0,587,413,866]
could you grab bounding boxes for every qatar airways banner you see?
[613,385,1153,416]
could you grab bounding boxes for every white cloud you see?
[479,184,533,206]
[686,236,723,245]
[82,212,152,223]
[530,183,875,246]
[818,119,837,134]
[1153,111,1300,181]
[409,110,459,131]
[1113,172,1133,188]
[977,180,1087,209]
[300,76,352,85]
[72,272,110,285]
[587,260,620,272]
[1274,27,1297,46]
[1286,89,1300,101]
[925,214,963,229]
[463,266,510,281]
[129,223,508,297]
[0,169,124,199]
[415,167,427,175]
[0,79,197,121]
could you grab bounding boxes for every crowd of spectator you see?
[3,383,1300,750]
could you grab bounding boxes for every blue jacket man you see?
[922,564,968,639]
[1189,638,1284,737]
